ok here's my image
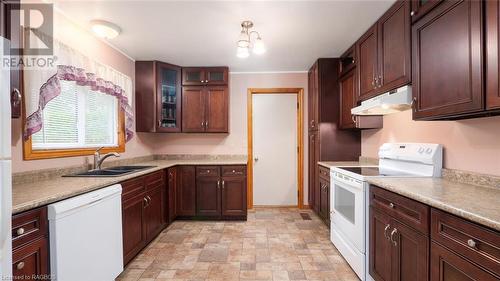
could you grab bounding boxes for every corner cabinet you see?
[356,0,411,102]
[136,61,182,132]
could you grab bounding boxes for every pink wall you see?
[362,110,500,176]
[146,72,310,203]
[11,11,154,173]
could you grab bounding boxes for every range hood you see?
[351,85,412,115]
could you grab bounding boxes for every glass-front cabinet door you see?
[206,67,228,85]
[182,67,205,85]
[157,62,181,132]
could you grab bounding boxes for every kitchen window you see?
[24,80,125,160]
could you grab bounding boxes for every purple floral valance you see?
[25,65,134,141]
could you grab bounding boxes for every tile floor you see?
[117,208,359,281]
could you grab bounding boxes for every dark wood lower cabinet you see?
[196,168,222,218]
[12,237,49,281]
[370,185,500,281]
[195,165,247,219]
[144,186,166,240]
[122,194,147,264]
[167,167,177,224]
[430,242,499,281]
[176,166,196,217]
[11,207,49,281]
[315,165,330,226]
[221,175,247,218]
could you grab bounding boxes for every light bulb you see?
[253,37,266,55]
[90,20,121,39]
[237,30,250,48]
[237,46,249,58]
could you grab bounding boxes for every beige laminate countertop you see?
[13,158,247,215]
[367,177,500,232]
[317,161,363,168]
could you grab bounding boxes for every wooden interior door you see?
[176,166,196,216]
[357,25,378,101]
[182,87,206,132]
[412,0,483,119]
[370,208,393,281]
[339,69,357,129]
[122,194,146,264]
[391,220,429,281]
[205,86,229,133]
[486,0,500,110]
[378,0,411,93]
[221,176,247,217]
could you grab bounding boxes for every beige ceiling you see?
[53,0,396,72]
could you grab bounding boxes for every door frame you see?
[247,88,304,209]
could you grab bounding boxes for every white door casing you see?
[252,94,298,206]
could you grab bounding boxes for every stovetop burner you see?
[338,167,416,177]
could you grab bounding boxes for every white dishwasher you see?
[48,184,123,281]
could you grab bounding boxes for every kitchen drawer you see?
[370,186,429,234]
[431,209,500,276]
[145,170,165,191]
[196,166,220,177]
[318,165,330,180]
[12,237,49,280]
[222,165,246,177]
[121,177,146,202]
[12,207,48,249]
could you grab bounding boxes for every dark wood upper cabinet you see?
[339,45,356,78]
[136,61,182,132]
[176,166,196,217]
[377,0,411,94]
[339,69,357,129]
[308,63,319,131]
[486,0,500,110]
[182,87,205,132]
[357,25,379,100]
[205,86,229,132]
[356,0,411,102]
[182,86,229,133]
[410,0,443,23]
[182,67,228,86]
[412,0,483,120]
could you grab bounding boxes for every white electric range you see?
[329,143,443,280]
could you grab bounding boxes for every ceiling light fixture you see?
[236,20,266,58]
[90,20,121,39]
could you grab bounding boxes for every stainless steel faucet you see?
[94,147,120,170]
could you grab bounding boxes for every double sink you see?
[64,165,156,177]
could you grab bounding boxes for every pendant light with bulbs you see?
[237,20,266,58]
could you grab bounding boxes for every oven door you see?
[331,173,365,252]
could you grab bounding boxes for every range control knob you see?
[425,148,433,154]
[418,147,425,154]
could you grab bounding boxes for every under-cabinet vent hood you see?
[351,85,412,115]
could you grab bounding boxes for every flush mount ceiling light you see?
[90,20,121,39]
[236,20,266,58]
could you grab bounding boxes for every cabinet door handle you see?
[410,10,415,16]
[16,227,25,236]
[147,196,152,204]
[143,197,148,207]
[378,75,382,88]
[11,88,21,107]
[16,261,25,270]
[351,115,357,124]
[311,120,315,127]
[217,180,221,189]
[390,228,398,246]
[222,180,225,189]
[411,97,418,113]
[205,121,208,128]
[384,224,391,240]
[389,202,395,209]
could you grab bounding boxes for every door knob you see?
[254,157,259,162]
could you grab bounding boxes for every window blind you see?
[32,80,119,150]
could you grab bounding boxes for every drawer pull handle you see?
[16,228,25,236]
[390,228,398,246]
[384,224,391,240]
[16,261,25,270]
[389,203,395,208]
[467,239,477,248]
